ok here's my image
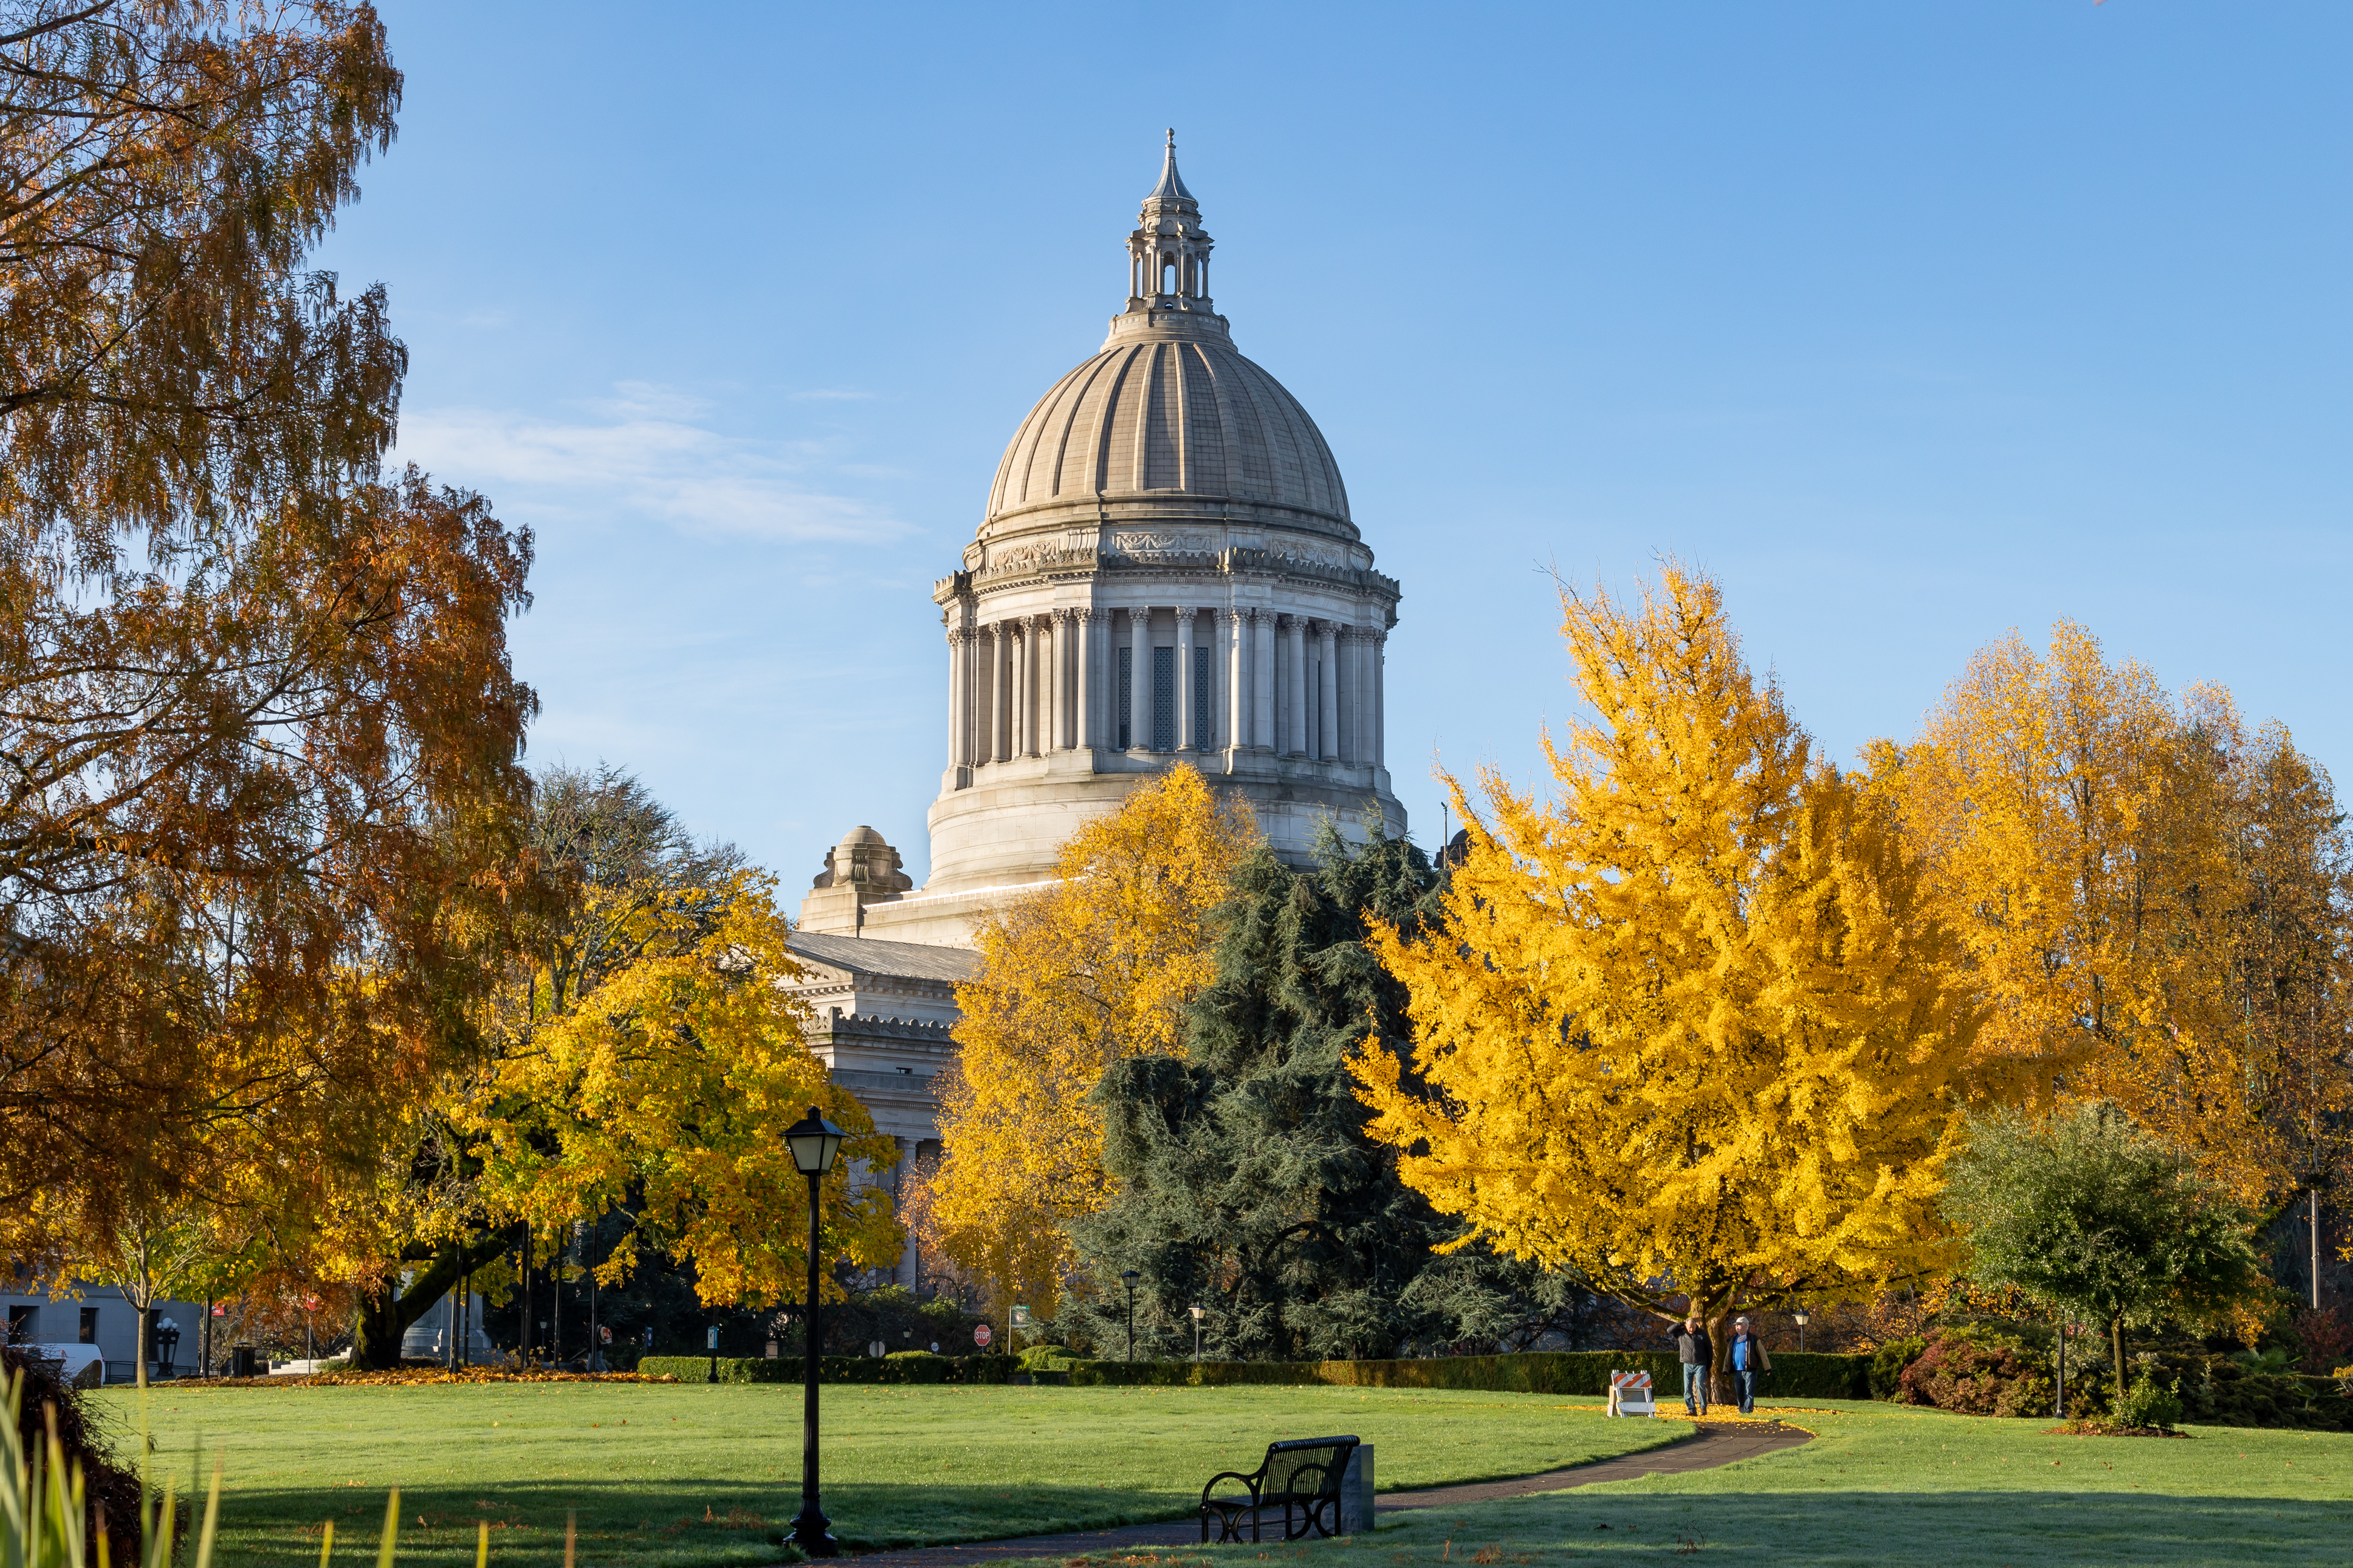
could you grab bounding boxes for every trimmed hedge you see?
[637,1354,1018,1385]
[1067,1349,1869,1400]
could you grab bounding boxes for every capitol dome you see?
[904,134,1404,906]
[985,314,1352,536]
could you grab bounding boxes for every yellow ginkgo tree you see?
[1353,566,1995,1395]
[920,765,1254,1337]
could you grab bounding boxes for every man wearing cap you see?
[1729,1315,1772,1415]
[1670,1315,1711,1416]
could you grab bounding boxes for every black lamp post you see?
[1189,1303,1205,1363]
[786,1105,846,1559]
[1121,1270,1139,1364]
[1792,1309,1808,1354]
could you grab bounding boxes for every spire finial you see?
[1147,131,1194,204]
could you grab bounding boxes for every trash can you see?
[228,1344,259,1378]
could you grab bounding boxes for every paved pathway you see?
[839,1419,1811,1568]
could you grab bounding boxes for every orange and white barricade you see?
[1606,1370,1655,1417]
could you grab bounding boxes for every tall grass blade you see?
[141,1477,176,1568]
[563,1509,575,1568]
[475,1519,487,1568]
[317,1517,334,1567]
[376,1488,400,1568]
[4,1369,24,1568]
[192,1457,223,1568]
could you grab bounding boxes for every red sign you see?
[599,1326,612,1343]
[211,1304,226,1317]
[973,1323,992,1347]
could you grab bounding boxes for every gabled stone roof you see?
[784,931,980,986]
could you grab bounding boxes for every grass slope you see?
[1045,1400,2353,1568]
[97,1382,1683,1567]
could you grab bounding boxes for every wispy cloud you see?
[396,382,910,543]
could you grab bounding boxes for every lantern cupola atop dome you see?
[1128,130,1214,314]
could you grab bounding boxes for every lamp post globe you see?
[785,1105,846,1557]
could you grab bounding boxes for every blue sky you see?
[321,2,2352,884]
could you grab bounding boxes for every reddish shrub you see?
[1894,1328,2052,1418]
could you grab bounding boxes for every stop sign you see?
[974,1323,993,1347]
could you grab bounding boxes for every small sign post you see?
[707,1324,721,1384]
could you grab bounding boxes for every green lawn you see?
[1043,1399,2353,1568]
[95,1382,1684,1567]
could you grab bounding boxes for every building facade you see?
[794,140,1401,1284]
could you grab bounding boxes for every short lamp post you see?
[1189,1303,1206,1363]
[1121,1270,1139,1364]
[786,1106,847,1558]
[1792,1310,1809,1354]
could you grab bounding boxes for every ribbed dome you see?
[985,323,1351,532]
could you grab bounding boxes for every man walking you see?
[1729,1315,1772,1415]
[1672,1315,1711,1416]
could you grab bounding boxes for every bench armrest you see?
[1200,1471,1263,1509]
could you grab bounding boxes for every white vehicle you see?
[21,1344,105,1388]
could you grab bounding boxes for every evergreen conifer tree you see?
[1074,821,1585,1360]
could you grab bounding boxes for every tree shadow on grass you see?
[1362,1488,2350,1567]
[210,1477,1196,1567]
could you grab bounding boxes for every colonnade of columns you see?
[944,606,1386,776]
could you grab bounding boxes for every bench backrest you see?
[1261,1436,1359,1499]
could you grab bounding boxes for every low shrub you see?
[1067,1349,1870,1399]
[636,1354,1017,1385]
[2112,1371,2185,1431]
[1868,1337,1926,1399]
[1895,1327,2051,1418]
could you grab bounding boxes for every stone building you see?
[791,137,1403,1286]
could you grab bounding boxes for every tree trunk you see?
[2112,1316,2126,1407]
[134,1302,151,1390]
[349,1237,507,1370]
[1706,1305,1737,1410]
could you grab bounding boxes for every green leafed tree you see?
[1942,1103,2272,1400]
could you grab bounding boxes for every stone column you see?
[1080,608,1106,750]
[1373,629,1387,769]
[990,623,1011,764]
[1174,608,1197,751]
[1284,615,1308,756]
[1128,607,1153,751]
[1317,623,1338,762]
[1033,614,1056,754]
[894,1137,918,1286]
[1350,629,1371,766]
[1335,628,1355,765]
[1054,611,1074,750]
[945,627,965,775]
[1225,610,1247,756]
[1252,611,1276,751]
[1002,620,1021,757]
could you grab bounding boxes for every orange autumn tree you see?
[1355,566,1992,1397]
[1870,623,2353,1205]
[922,765,1254,1337]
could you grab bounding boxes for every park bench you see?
[1199,1435,1362,1543]
[1606,1370,1655,1417]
